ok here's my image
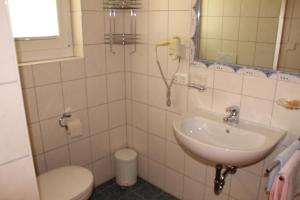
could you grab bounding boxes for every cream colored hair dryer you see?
[156,36,185,60]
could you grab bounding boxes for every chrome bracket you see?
[59,113,72,131]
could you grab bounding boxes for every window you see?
[8,0,73,63]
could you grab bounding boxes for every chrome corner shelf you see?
[103,0,142,10]
[104,0,141,54]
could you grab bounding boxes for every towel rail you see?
[265,161,280,175]
[265,137,300,176]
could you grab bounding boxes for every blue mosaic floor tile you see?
[134,182,162,199]
[152,193,179,200]
[119,192,145,200]
[91,177,179,200]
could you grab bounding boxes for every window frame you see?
[9,0,74,63]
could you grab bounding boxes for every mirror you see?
[193,0,300,73]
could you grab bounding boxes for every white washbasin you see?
[173,110,286,166]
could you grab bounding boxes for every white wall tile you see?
[148,134,165,163]
[166,141,185,173]
[212,90,241,114]
[275,81,300,99]
[45,146,70,170]
[148,160,165,189]
[81,0,103,11]
[138,155,148,180]
[69,138,92,166]
[86,76,107,107]
[107,72,125,102]
[132,128,148,156]
[271,81,300,132]
[130,44,148,74]
[230,170,261,200]
[28,123,44,155]
[272,105,300,133]
[61,59,85,81]
[189,66,215,88]
[23,88,39,123]
[106,45,125,73]
[165,168,184,198]
[126,100,132,124]
[184,153,207,183]
[36,84,64,120]
[204,187,229,200]
[148,76,167,108]
[82,12,104,44]
[131,73,148,103]
[188,88,213,113]
[242,76,276,100]
[166,111,180,143]
[125,12,148,43]
[148,45,168,77]
[63,79,87,111]
[109,126,127,153]
[33,62,61,86]
[93,156,113,186]
[19,65,34,88]
[91,132,110,161]
[132,102,148,131]
[84,44,106,76]
[125,72,132,98]
[148,12,168,44]
[169,84,188,114]
[168,11,192,44]
[169,0,192,10]
[240,96,273,125]
[214,71,243,94]
[88,104,109,134]
[34,154,47,175]
[149,0,168,10]
[109,100,126,128]
[148,106,166,138]
[40,117,68,151]
[183,177,205,200]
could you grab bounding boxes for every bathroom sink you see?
[173,110,286,166]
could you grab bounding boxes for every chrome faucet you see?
[223,106,240,125]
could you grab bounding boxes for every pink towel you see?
[269,150,300,200]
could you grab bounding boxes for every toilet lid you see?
[38,166,94,200]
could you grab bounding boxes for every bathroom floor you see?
[91,178,178,200]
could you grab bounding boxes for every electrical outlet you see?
[173,73,188,85]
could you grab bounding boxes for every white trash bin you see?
[114,148,137,187]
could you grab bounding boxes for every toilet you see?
[37,166,94,200]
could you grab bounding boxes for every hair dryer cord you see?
[155,46,181,107]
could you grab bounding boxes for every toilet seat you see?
[37,166,94,200]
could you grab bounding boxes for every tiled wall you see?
[199,0,281,68]
[19,0,127,187]
[18,0,300,199]
[125,0,300,200]
[0,1,39,199]
[278,0,300,72]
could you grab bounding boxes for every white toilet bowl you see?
[37,166,94,200]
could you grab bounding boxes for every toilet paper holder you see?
[59,113,72,131]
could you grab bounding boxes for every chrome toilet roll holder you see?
[59,112,72,131]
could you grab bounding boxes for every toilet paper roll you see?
[65,118,83,138]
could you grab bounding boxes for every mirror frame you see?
[190,0,300,78]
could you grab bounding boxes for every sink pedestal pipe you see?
[214,164,237,194]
